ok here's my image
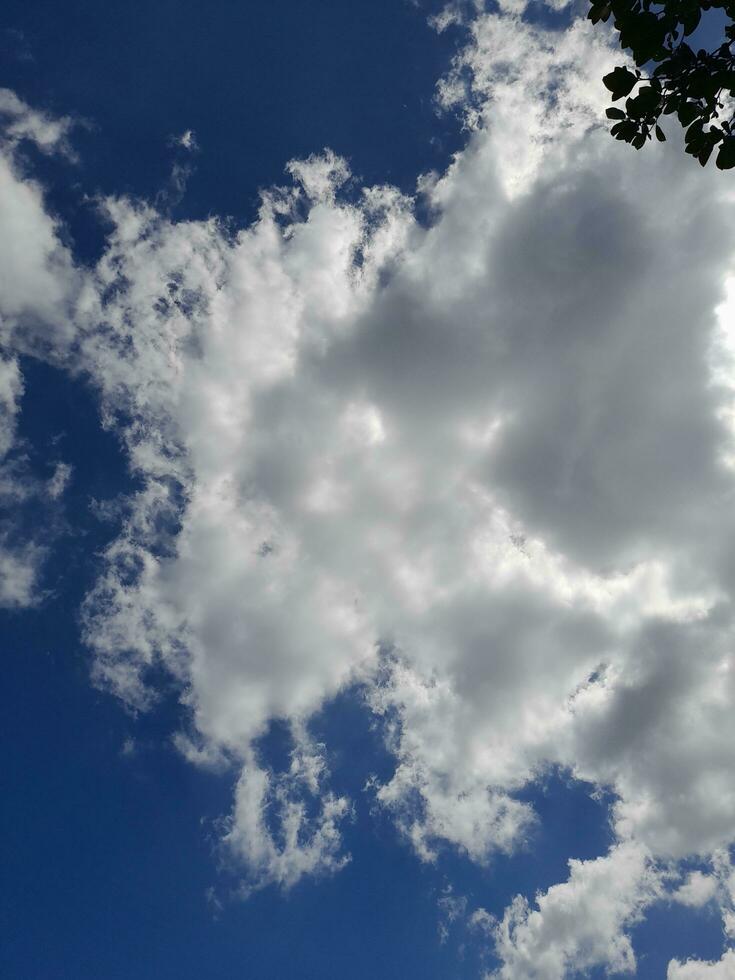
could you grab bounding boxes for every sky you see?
[2,1,735,978]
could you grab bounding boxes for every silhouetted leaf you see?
[716,138,735,169]
[603,66,639,99]
[628,86,661,116]
[683,8,702,35]
[678,102,701,126]
[589,0,613,23]
[685,119,705,144]
[698,142,714,165]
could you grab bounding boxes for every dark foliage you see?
[589,0,735,167]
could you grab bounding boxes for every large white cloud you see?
[3,2,735,972]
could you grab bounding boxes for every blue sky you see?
[2,2,735,978]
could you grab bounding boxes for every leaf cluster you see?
[589,0,735,167]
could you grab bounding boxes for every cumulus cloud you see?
[3,0,735,969]
[668,949,735,979]
[491,843,661,978]
[673,871,721,909]
[667,854,735,976]
[0,90,79,355]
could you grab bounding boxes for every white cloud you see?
[368,655,538,862]
[0,94,77,606]
[668,949,735,979]
[491,843,662,979]
[669,851,735,953]
[0,94,79,353]
[673,871,720,909]
[437,884,469,943]
[171,129,198,152]
[0,88,75,157]
[0,539,46,609]
[667,857,735,979]
[222,729,351,894]
[3,1,735,970]
[47,461,72,499]
[0,355,56,608]
[0,355,22,459]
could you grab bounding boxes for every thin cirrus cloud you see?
[2,3,735,977]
